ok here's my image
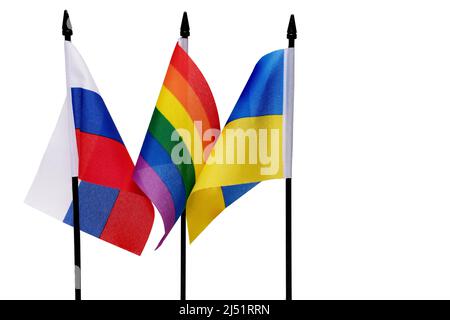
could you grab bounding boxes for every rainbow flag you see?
[186,48,294,241]
[133,41,220,247]
[26,41,154,255]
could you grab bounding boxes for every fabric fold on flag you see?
[26,41,154,255]
[133,41,220,247]
[186,48,294,242]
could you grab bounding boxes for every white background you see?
[1,0,450,300]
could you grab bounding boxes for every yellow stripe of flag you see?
[186,115,284,242]
[156,86,203,178]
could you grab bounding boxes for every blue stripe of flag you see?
[64,181,119,237]
[140,132,186,219]
[226,49,284,124]
[221,182,259,207]
[71,87,124,144]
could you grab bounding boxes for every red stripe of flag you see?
[169,44,220,131]
[76,130,142,194]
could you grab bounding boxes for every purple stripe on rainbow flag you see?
[133,156,175,234]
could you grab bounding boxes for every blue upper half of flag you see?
[72,87,124,144]
[226,49,284,124]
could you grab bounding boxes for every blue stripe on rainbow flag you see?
[71,88,124,144]
[140,132,186,219]
[226,50,284,124]
[64,181,119,237]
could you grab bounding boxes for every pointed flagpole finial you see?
[62,10,73,41]
[180,11,190,38]
[287,14,296,48]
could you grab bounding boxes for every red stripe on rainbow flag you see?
[169,44,220,131]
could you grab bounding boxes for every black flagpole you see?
[180,11,190,301]
[286,14,296,301]
[63,10,81,301]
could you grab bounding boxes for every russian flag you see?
[26,41,154,255]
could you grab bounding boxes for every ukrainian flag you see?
[187,47,295,242]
